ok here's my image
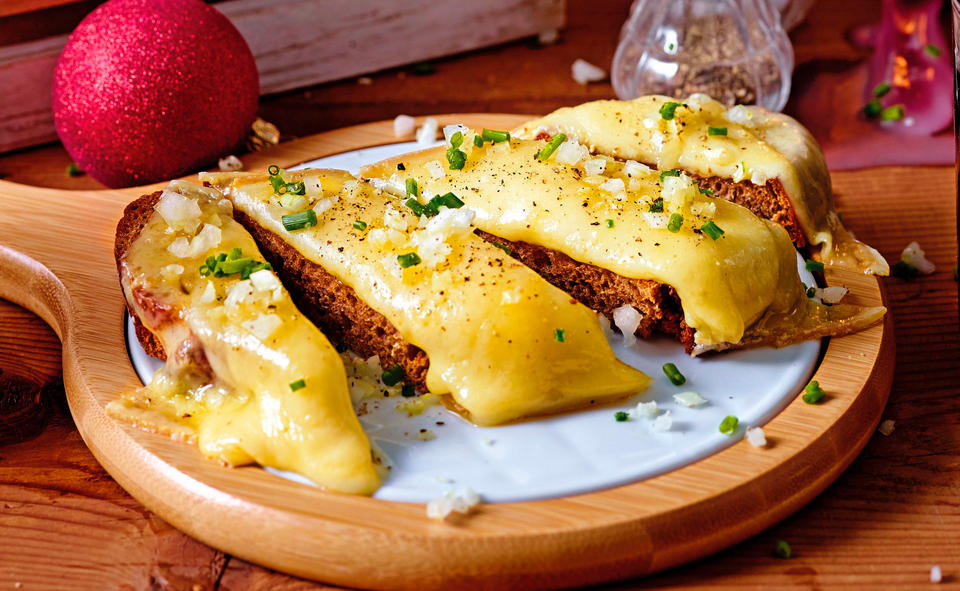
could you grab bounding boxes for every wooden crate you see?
[0,0,565,154]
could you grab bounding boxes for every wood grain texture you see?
[0,115,894,590]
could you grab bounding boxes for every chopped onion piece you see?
[218,155,243,172]
[623,160,652,177]
[394,114,415,137]
[582,158,607,175]
[745,426,767,447]
[554,139,590,165]
[633,400,659,417]
[673,391,707,408]
[930,565,942,584]
[426,487,481,520]
[612,305,642,346]
[416,117,439,146]
[571,58,607,85]
[813,286,848,304]
[652,410,672,432]
[901,241,936,274]
[538,29,559,45]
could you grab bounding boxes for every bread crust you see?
[115,191,168,361]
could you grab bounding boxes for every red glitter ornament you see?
[52,0,259,188]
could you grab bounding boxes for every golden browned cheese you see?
[111,180,380,495]
[514,95,889,275]
[360,132,885,352]
[200,170,651,426]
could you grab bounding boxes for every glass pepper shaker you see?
[611,0,795,111]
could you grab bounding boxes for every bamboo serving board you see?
[0,115,895,591]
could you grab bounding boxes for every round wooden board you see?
[0,115,894,591]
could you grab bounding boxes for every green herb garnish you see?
[708,126,728,136]
[446,147,467,170]
[615,411,629,422]
[662,363,686,386]
[492,241,513,255]
[66,163,83,177]
[891,260,919,279]
[718,415,739,435]
[481,128,510,143]
[554,328,565,342]
[699,186,714,195]
[281,209,317,231]
[659,168,681,183]
[806,286,816,298]
[353,220,368,231]
[802,380,826,404]
[405,178,419,197]
[701,220,725,240]
[289,379,307,391]
[773,540,792,559]
[873,82,891,97]
[473,134,485,147]
[397,252,422,268]
[381,364,404,386]
[924,44,942,58]
[805,259,824,273]
[659,101,681,120]
[404,198,425,217]
[401,384,416,398]
[880,104,905,121]
[537,133,566,161]
[667,213,683,233]
[605,219,615,228]
[649,197,664,213]
[863,98,883,118]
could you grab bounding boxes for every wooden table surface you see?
[1,0,958,589]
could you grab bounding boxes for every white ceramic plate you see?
[127,141,821,503]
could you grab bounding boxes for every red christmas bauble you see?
[52,0,259,188]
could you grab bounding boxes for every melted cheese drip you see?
[514,95,889,275]
[201,170,650,426]
[110,181,379,495]
[361,139,884,348]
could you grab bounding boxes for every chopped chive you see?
[481,128,511,143]
[437,192,464,209]
[353,220,368,231]
[659,168,681,182]
[446,148,467,170]
[924,43,942,58]
[718,415,739,435]
[289,379,306,391]
[701,220,725,240]
[615,411,629,422]
[863,98,882,118]
[218,257,252,275]
[880,104,905,121]
[473,134,485,147]
[662,363,686,386]
[381,364,404,386]
[667,213,684,233]
[281,209,317,231]
[699,186,714,195]
[806,286,816,298]
[891,260,919,279]
[450,131,464,149]
[708,126,728,136]
[805,259,824,273]
[66,162,83,177]
[285,181,305,195]
[397,252,422,268]
[405,178,419,197]
[537,133,566,161]
[228,247,243,260]
[873,82,891,98]
[773,540,792,559]
[649,197,664,212]
[554,328,565,342]
[269,174,286,193]
[404,197,425,216]
[492,241,512,255]
[659,101,681,120]
[605,219,615,228]
[268,165,280,176]
[401,384,416,398]
[802,380,826,404]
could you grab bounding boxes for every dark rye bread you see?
[475,230,697,352]
[692,175,805,246]
[231,209,431,390]
[115,191,169,361]
[116,192,430,389]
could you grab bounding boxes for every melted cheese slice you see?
[361,137,885,350]
[110,181,379,495]
[514,95,889,275]
[200,170,650,426]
